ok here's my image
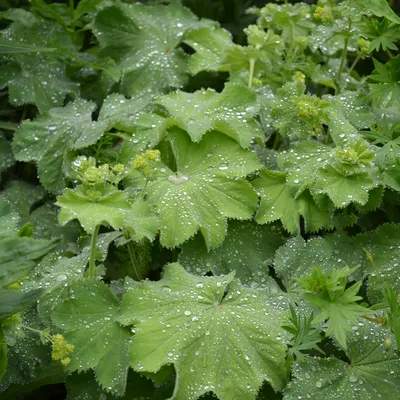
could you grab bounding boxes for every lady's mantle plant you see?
[0,0,400,399]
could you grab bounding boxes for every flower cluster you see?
[132,150,161,176]
[50,334,75,366]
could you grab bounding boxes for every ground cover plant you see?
[0,0,400,398]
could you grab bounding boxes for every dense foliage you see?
[0,0,400,399]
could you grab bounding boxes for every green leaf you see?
[98,93,153,132]
[74,0,109,20]
[277,140,378,208]
[0,138,15,172]
[122,200,158,243]
[1,181,46,221]
[52,279,131,396]
[118,263,288,400]
[144,129,261,249]
[27,202,79,242]
[0,289,43,320]
[93,2,200,96]
[0,20,78,113]
[274,234,365,293]
[283,321,400,400]
[0,363,66,400]
[363,18,400,52]
[0,307,51,392]
[253,170,333,234]
[13,99,107,193]
[269,82,330,139]
[296,266,373,349]
[357,223,400,303]
[184,25,232,74]
[66,369,174,400]
[314,166,376,208]
[368,56,400,110]
[56,186,131,234]
[0,198,19,238]
[0,236,60,287]
[361,0,400,25]
[26,253,88,322]
[0,41,56,53]
[282,304,324,361]
[0,328,7,381]
[179,220,284,287]
[156,83,261,148]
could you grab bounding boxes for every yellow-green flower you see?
[145,149,161,161]
[51,334,75,365]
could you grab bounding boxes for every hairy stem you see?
[335,23,351,95]
[88,224,100,278]
[248,58,256,88]
[348,55,361,76]
[0,121,18,131]
[127,241,143,281]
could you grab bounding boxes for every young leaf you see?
[269,82,330,139]
[118,263,288,400]
[274,234,365,293]
[156,83,261,148]
[296,266,373,349]
[277,140,378,208]
[283,321,400,399]
[363,18,400,52]
[144,129,261,249]
[179,220,284,287]
[282,304,324,361]
[12,99,107,193]
[52,279,131,396]
[368,56,400,109]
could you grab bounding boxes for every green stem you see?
[248,58,256,88]
[348,55,361,76]
[272,133,281,150]
[335,24,351,95]
[22,325,52,342]
[88,225,100,278]
[140,179,149,200]
[127,241,142,281]
[69,0,76,30]
[0,121,18,131]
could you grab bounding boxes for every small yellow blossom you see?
[60,357,71,366]
[294,71,306,84]
[132,155,147,170]
[145,149,161,161]
[8,282,21,290]
[313,6,332,23]
[112,163,125,174]
[51,334,74,365]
